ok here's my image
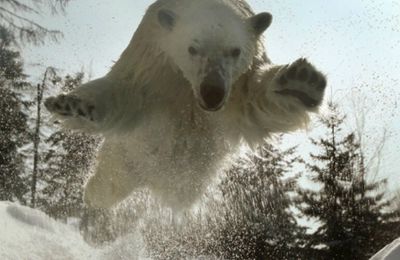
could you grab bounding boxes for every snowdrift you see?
[0,201,148,260]
[0,201,398,260]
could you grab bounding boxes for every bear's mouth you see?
[198,70,227,111]
[199,83,226,111]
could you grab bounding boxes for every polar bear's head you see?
[157,2,272,111]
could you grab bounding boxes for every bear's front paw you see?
[44,94,98,121]
[274,58,326,108]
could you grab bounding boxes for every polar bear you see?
[45,0,326,210]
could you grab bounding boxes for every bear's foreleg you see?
[44,77,116,132]
[248,58,327,133]
[84,139,141,209]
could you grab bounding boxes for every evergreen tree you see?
[144,140,305,260]
[298,102,400,260]
[207,142,304,260]
[39,130,98,219]
[0,27,30,203]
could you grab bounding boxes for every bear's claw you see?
[45,94,97,121]
[274,58,326,108]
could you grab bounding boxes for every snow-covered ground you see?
[0,201,398,260]
[0,202,148,260]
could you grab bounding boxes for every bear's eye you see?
[231,48,241,58]
[188,46,198,56]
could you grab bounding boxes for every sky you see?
[22,0,400,190]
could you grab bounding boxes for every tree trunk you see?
[31,70,48,207]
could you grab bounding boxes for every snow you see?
[1,201,399,260]
[0,201,149,260]
[370,238,400,260]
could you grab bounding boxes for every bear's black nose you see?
[199,71,226,111]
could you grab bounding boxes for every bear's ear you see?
[248,12,272,35]
[158,9,177,30]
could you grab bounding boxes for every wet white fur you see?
[57,0,321,210]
